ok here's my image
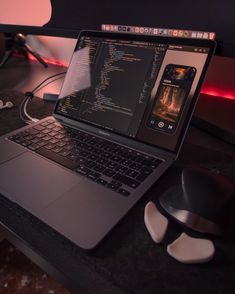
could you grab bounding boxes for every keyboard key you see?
[42,129,51,134]
[59,150,71,157]
[110,180,122,188]
[140,167,153,175]
[129,163,142,171]
[67,153,79,161]
[40,121,50,127]
[63,137,71,143]
[103,169,116,177]
[15,137,25,144]
[8,135,18,141]
[77,142,86,149]
[111,155,122,163]
[125,169,139,178]
[87,172,101,181]
[136,167,153,181]
[37,148,78,170]
[116,165,128,174]
[53,122,62,127]
[107,183,119,191]
[27,144,41,151]
[57,141,67,147]
[93,165,105,172]
[45,143,55,150]
[21,141,31,147]
[96,143,105,149]
[106,161,118,169]
[142,159,162,169]
[88,154,99,161]
[49,138,60,144]
[36,133,46,139]
[97,158,109,165]
[42,135,52,141]
[113,174,140,189]
[27,128,39,135]
[16,132,27,138]
[24,135,34,141]
[87,145,94,152]
[97,178,108,186]
[120,159,132,167]
[47,124,55,129]
[52,146,63,153]
[49,131,58,137]
[132,155,144,163]
[55,134,65,140]
[33,125,45,131]
[46,119,55,124]
[103,146,113,152]
[53,126,62,131]
[88,139,98,145]
[86,161,97,169]
[76,166,90,176]
[37,141,47,147]
[63,144,74,151]
[77,157,87,165]
[113,149,123,156]
[103,152,111,158]
[118,188,130,197]
[80,151,89,157]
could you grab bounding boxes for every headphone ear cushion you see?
[0,100,3,108]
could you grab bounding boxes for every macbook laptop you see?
[0,31,215,250]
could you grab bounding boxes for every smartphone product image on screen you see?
[147,64,196,134]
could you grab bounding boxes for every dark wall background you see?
[0,1,235,56]
[44,0,235,56]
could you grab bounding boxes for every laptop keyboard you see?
[8,119,163,197]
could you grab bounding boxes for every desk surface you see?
[0,59,235,294]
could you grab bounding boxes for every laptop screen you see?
[55,31,215,152]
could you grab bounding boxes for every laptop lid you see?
[54,30,216,154]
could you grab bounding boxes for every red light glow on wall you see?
[202,56,235,101]
[21,55,235,100]
[201,86,235,100]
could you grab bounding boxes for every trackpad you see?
[0,152,82,213]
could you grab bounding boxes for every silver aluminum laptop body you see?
[0,31,215,250]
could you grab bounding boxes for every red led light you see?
[14,52,67,68]
[28,55,67,68]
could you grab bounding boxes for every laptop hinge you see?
[53,114,176,162]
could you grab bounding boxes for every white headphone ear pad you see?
[167,233,215,264]
[144,201,168,243]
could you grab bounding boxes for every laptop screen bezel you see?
[53,30,216,155]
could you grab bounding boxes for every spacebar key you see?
[113,173,140,189]
[36,147,78,170]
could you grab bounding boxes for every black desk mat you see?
[0,91,235,294]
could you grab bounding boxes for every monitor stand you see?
[0,33,6,61]
[192,93,235,145]
[0,33,48,68]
